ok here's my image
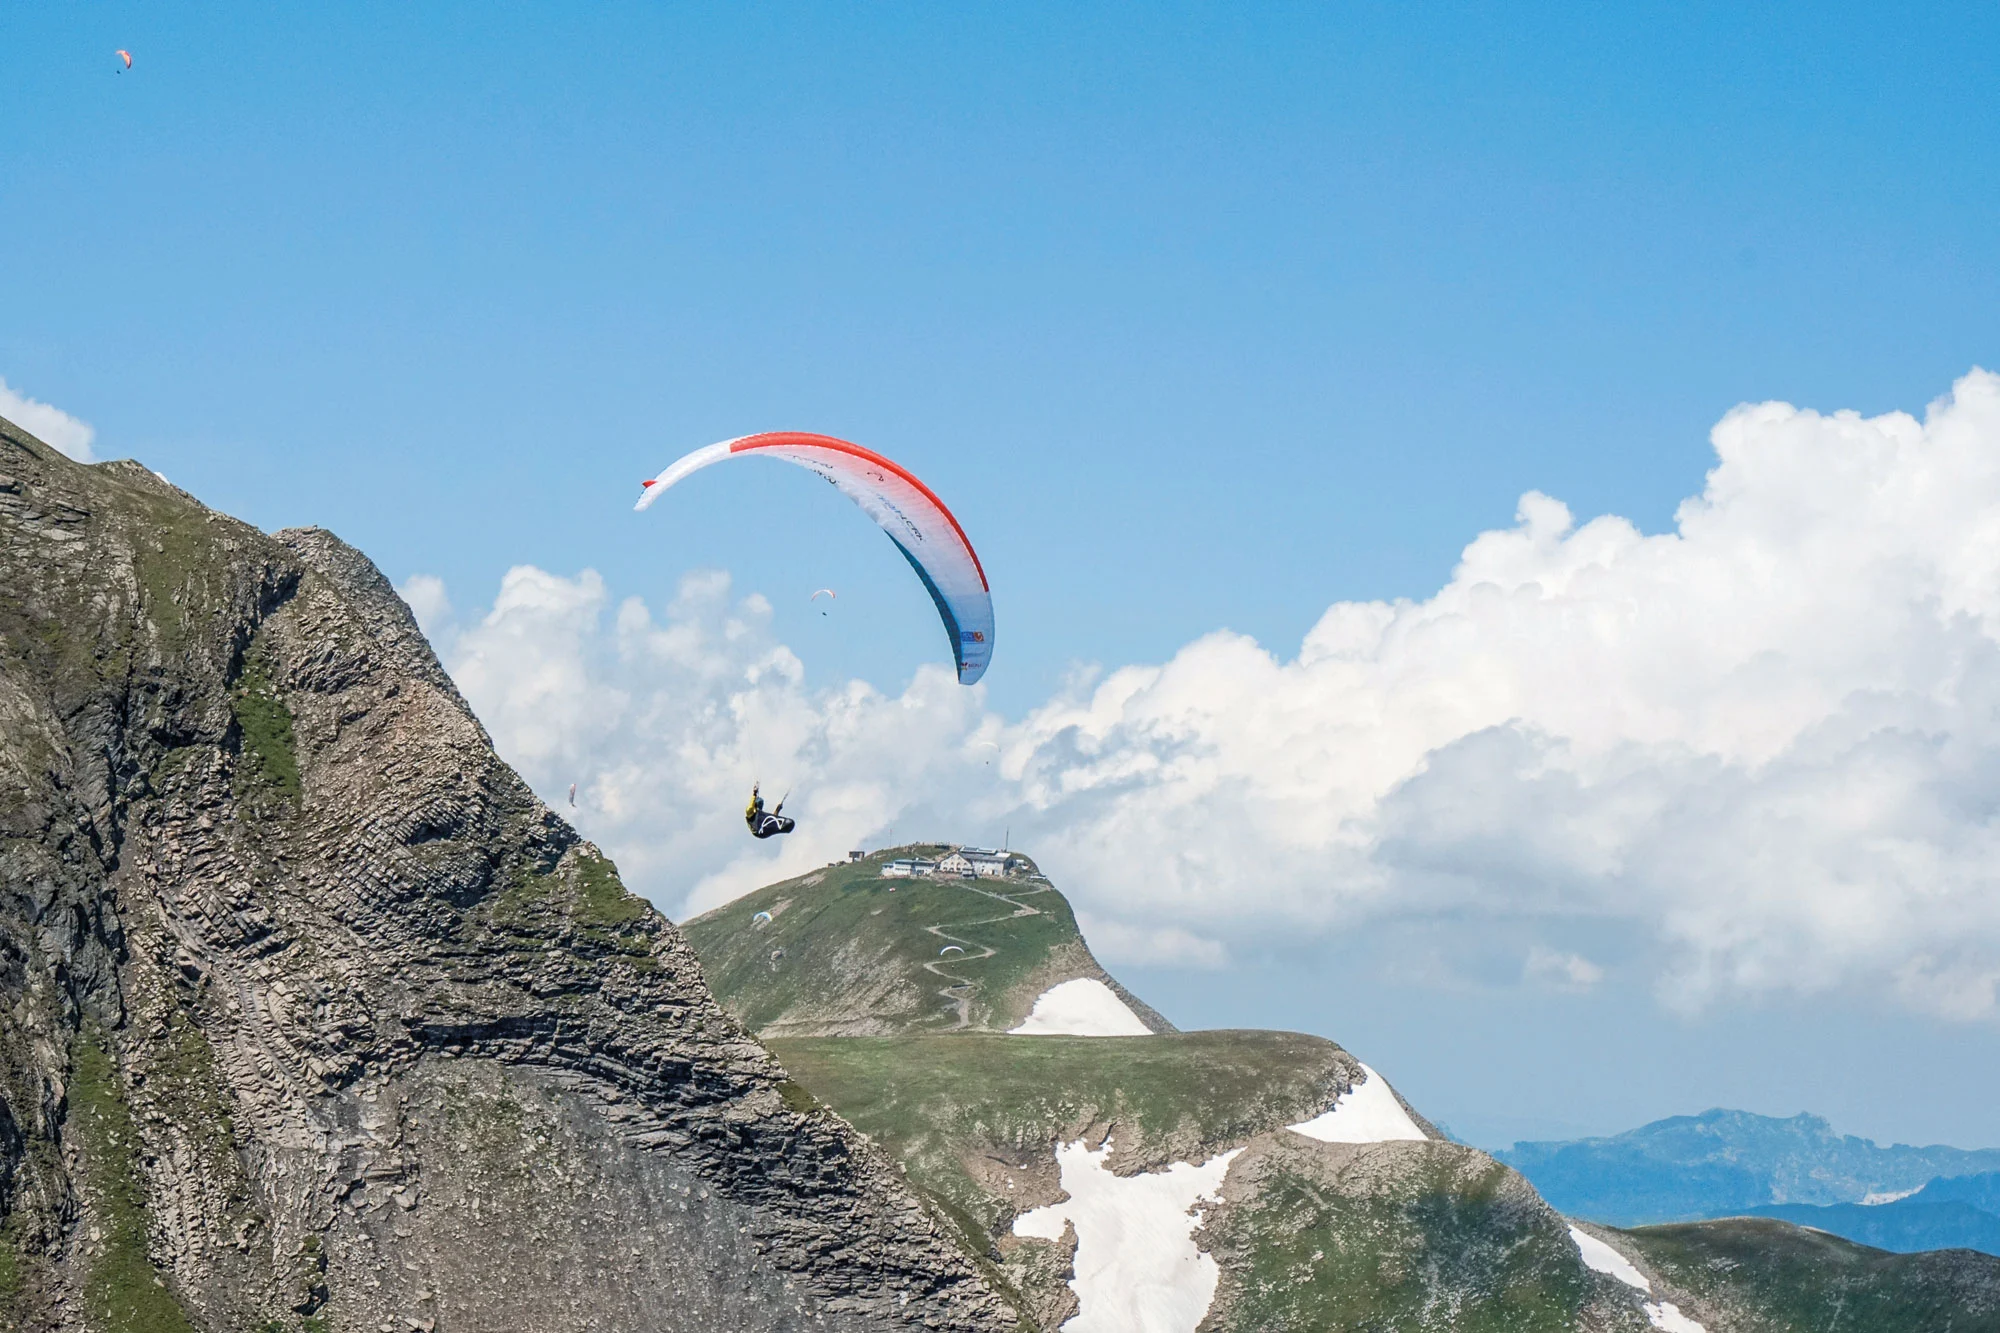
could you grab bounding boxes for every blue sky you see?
[8,2,2000,1148]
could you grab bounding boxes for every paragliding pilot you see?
[745,783,795,839]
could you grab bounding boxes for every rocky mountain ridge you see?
[0,417,1012,1332]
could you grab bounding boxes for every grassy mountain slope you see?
[771,1031,1350,1229]
[1198,1137,1649,1333]
[690,860,2000,1330]
[1618,1218,2000,1332]
[680,847,1170,1036]
[688,864,1660,1330]
[769,1029,1674,1332]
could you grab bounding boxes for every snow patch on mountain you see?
[1012,1137,1240,1331]
[1571,1226,1650,1288]
[1285,1063,1427,1143]
[1644,1303,1708,1333]
[1009,978,1152,1036]
[1569,1226,1709,1333]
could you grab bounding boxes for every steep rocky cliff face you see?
[0,418,1016,1333]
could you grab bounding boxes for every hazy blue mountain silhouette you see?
[1498,1110,2000,1226]
[1749,1188,2000,1257]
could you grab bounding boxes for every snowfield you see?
[1568,1226,1710,1333]
[1284,1063,1428,1143]
[1009,978,1152,1036]
[1013,1137,1241,1332]
[1643,1303,1708,1333]
[1570,1226,1649,1288]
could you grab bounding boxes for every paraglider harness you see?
[746,784,795,839]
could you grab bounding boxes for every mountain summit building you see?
[939,848,1018,878]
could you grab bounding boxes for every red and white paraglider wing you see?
[635,431,994,684]
[634,440,733,507]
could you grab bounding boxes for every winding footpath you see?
[918,879,1053,1028]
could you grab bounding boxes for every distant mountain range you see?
[1747,1173,2000,1257]
[1498,1110,2000,1256]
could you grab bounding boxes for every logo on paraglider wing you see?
[871,494,924,543]
[962,631,985,643]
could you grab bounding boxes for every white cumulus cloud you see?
[425,564,999,919]
[1525,947,1605,992]
[0,377,96,462]
[419,369,2000,1021]
[398,573,453,639]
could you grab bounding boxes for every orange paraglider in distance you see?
[115,50,132,70]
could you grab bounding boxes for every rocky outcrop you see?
[1617,1217,2000,1333]
[0,418,1015,1332]
[1196,1136,1652,1333]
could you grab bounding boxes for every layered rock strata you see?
[0,419,1013,1333]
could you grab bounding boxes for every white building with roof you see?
[939,848,1016,878]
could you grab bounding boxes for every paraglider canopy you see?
[638,432,994,684]
[115,49,132,69]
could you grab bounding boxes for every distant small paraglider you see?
[567,782,577,808]
[939,945,965,957]
[752,911,773,926]
[115,50,132,71]
[811,588,836,616]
